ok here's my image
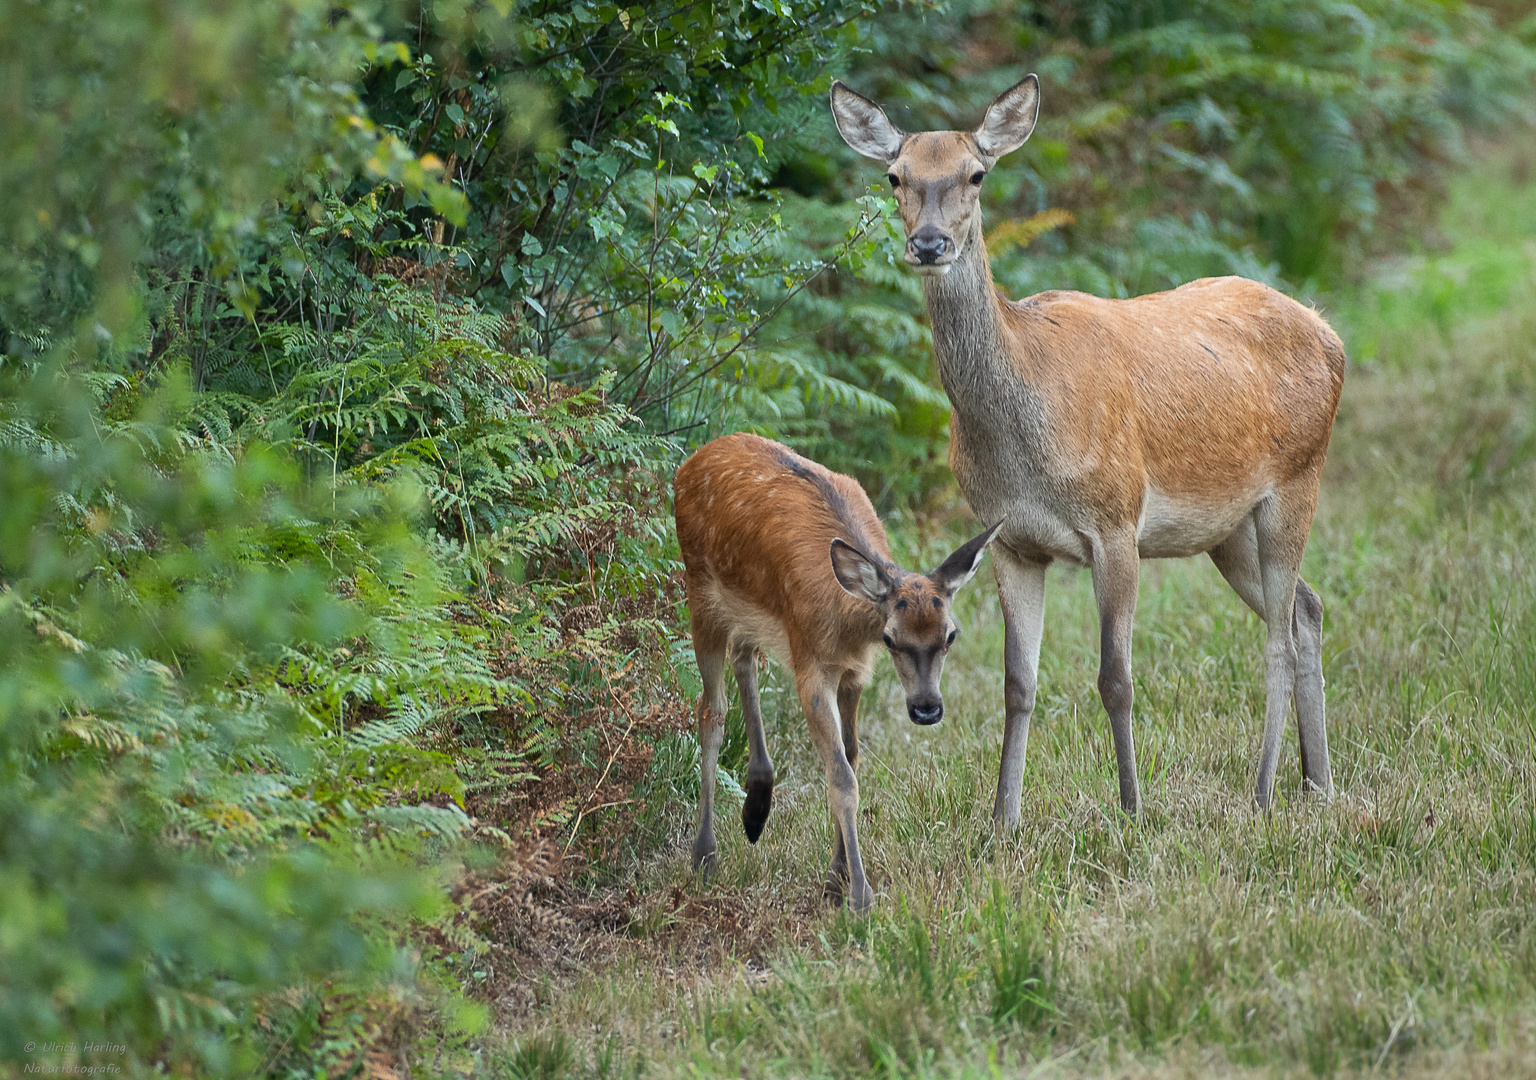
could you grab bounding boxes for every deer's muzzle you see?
[906,226,954,273]
[907,700,944,725]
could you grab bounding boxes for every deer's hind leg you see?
[1210,512,1332,802]
[1248,480,1326,809]
[1291,578,1331,796]
[735,643,775,843]
[1092,530,1142,817]
[690,611,730,877]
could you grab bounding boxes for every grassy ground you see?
[489,145,1536,1078]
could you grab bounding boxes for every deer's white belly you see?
[1136,487,1254,559]
[703,580,795,669]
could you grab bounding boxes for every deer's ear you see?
[930,520,1004,596]
[830,538,893,604]
[830,81,905,163]
[974,74,1039,165]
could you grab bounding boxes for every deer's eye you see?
[946,629,957,646]
[886,173,900,189]
[882,633,894,647]
[970,170,986,186]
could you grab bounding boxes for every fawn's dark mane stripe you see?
[771,446,886,563]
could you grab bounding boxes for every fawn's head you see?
[830,76,1039,276]
[829,522,1003,725]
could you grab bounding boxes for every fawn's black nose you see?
[907,228,949,264]
[908,702,943,725]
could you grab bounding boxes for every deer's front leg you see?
[827,676,865,886]
[1092,533,1141,817]
[800,670,872,914]
[991,546,1047,827]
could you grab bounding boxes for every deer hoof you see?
[692,838,717,879]
[742,777,773,843]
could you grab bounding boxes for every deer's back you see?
[987,276,1340,507]
[940,276,1344,561]
[674,433,888,666]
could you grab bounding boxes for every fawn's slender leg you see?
[734,645,775,842]
[828,675,864,887]
[800,667,872,913]
[691,628,730,875]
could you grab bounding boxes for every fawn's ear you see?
[830,81,906,163]
[973,75,1039,166]
[930,520,1004,596]
[830,538,893,604]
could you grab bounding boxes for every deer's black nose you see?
[908,702,943,725]
[908,228,948,264]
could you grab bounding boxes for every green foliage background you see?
[0,0,1532,1075]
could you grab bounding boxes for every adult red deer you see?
[674,433,1000,912]
[830,76,1344,821]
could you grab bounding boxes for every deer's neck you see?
[921,216,1019,407]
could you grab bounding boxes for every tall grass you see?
[494,144,1536,1078]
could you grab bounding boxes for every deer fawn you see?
[831,76,1344,821]
[674,433,1000,913]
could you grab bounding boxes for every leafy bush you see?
[0,360,446,1072]
[0,0,462,340]
[356,1,916,448]
[1,260,684,1070]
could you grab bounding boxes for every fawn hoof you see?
[742,775,773,843]
[825,863,873,913]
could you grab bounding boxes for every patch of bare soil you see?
[434,838,832,1020]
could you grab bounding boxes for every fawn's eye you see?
[882,633,894,647]
[970,170,986,186]
[946,629,957,646]
[886,173,900,189]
